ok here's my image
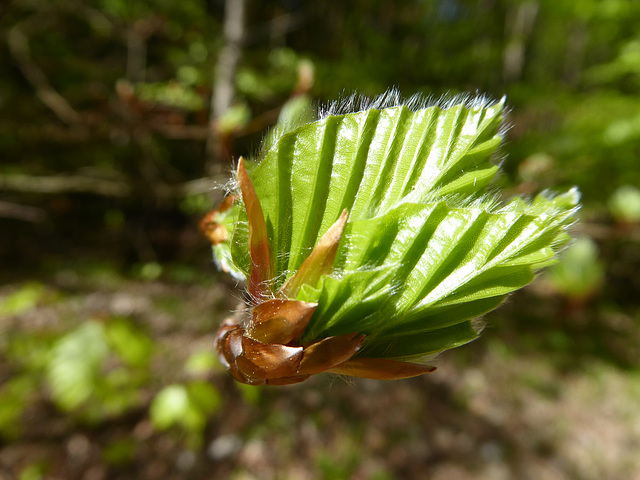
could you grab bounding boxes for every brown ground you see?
[1,265,639,480]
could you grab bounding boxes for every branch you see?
[0,200,46,222]
[0,173,227,200]
[0,173,131,198]
[7,24,83,125]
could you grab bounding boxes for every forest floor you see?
[1,261,640,480]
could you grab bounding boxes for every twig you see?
[0,200,46,222]
[0,173,227,199]
[7,24,83,125]
[0,173,131,198]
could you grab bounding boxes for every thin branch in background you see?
[243,12,307,47]
[502,1,539,83]
[127,20,150,82]
[7,25,83,125]
[564,22,588,86]
[205,0,247,175]
[0,200,47,223]
[0,173,132,198]
[0,172,227,200]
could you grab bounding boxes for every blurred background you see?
[1,0,640,479]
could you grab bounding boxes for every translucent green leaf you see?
[296,191,576,358]
[46,322,109,410]
[150,382,221,434]
[185,350,219,375]
[547,236,604,299]
[105,318,154,368]
[215,96,579,361]
[150,385,191,430]
[230,99,506,278]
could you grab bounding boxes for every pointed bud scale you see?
[328,358,437,380]
[217,327,266,385]
[234,335,304,380]
[266,374,310,386]
[237,157,273,300]
[247,299,318,345]
[215,324,239,368]
[298,332,365,376]
[279,209,349,298]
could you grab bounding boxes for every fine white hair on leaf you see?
[219,157,241,198]
[317,88,507,119]
[255,89,510,171]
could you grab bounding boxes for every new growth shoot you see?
[200,93,579,385]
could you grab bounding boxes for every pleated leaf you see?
[297,188,579,359]
[216,97,579,360]
[230,99,506,280]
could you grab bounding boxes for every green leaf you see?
[297,191,577,358]
[230,99,506,279]
[46,322,109,410]
[184,350,219,375]
[216,96,579,360]
[0,282,49,317]
[0,376,36,439]
[547,236,604,299]
[150,382,221,435]
[150,385,191,430]
[105,318,154,368]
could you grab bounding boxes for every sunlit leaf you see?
[213,95,579,363]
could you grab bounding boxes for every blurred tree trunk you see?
[503,1,539,83]
[206,0,247,176]
[563,22,588,86]
[127,20,151,83]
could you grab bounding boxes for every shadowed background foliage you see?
[1,1,640,479]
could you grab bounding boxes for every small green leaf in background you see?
[150,385,191,430]
[609,184,640,223]
[547,237,604,301]
[0,282,49,317]
[217,103,251,135]
[135,80,205,111]
[46,321,109,411]
[150,382,221,440]
[105,317,154,368]
[0,376,37,439]
[184,350,219,376]
[18,463,44,480]
[102,438,138,466]
[43,318,153,418]
[137,262,163,281]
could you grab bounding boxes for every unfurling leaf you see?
[203,92,580,385]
